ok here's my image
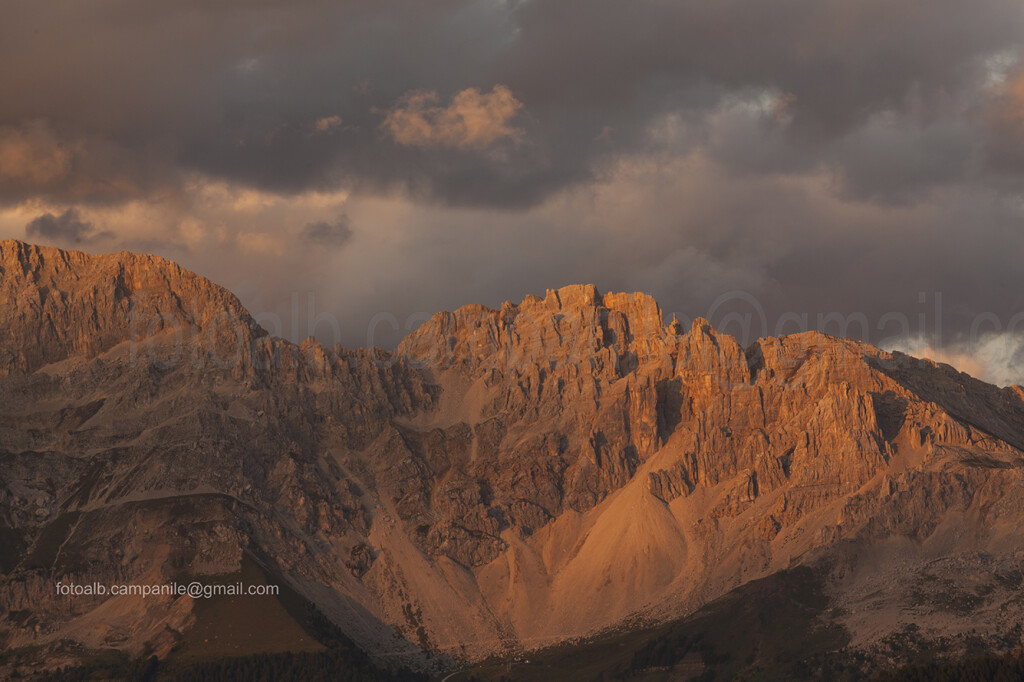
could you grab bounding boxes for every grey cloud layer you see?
[5,0,1022,204]
[3,0,1024,377]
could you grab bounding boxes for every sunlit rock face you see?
[2,240,1024,670]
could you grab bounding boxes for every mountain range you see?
[2,239,1023,679]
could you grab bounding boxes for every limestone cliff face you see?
[1,241,1023,670]
[0,240,265,376]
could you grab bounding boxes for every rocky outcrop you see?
[0,240,267,376]
[1,241,1023,672]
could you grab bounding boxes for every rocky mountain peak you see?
[398,284,670,371]
[0,240,263,375]
[3,243,1024,674]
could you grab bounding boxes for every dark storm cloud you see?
[4,0,1022,206]
[0,0,522,203]
[302,215,353,249]
[25,208,110,244]
[501,0,1022,127]
[3,0,1024,370]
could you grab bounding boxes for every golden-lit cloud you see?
[0,174,352,258]
[0,121,153,203]
[999,68,1024,124]
[897,343,988,379]
[382,86,524,150]
[0,122,72,188]
[886,335,1024,387]
[313,115,344,134]
[988,66,1024,138]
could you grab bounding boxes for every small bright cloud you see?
[382,85,524,150]
[313,115,344,134]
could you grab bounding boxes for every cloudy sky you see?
[3,0,1024,383]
